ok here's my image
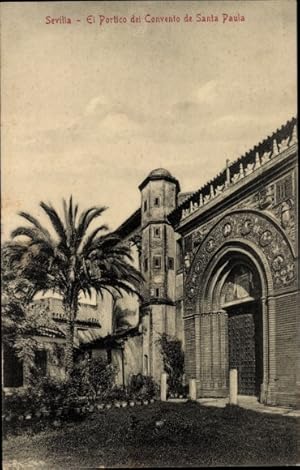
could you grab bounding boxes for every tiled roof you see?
[114,208,141,239]
[36,325,66,339]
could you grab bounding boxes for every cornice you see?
[168,117,297,227]
[174,145,297,235]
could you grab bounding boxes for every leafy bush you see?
[87,357,116,399]
[70,355,117,402]
[3,389,33,417]
[158,333,185,395]
[109,385,128,402]
[3,356,117,423]
[127,374,158,401]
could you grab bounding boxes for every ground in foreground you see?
[3,401,299,468]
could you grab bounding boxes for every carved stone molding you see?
[184,210,296,311]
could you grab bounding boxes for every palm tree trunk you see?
[64,302,76,377]
[63,258,78,377]
[64,318,75,376]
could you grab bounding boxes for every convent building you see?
[115,117,298,407]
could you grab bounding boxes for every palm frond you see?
[2,242,28,261]
[18,212,52,241]
[93,278,143,300]
[69,196,74,227]
[73,203,79,225]
[80,285,93,299]
[40,202,67,244]
[68,196,79,231]
[63,198,72,246]
[76,207,107,241]
[11,226,43,241]
[83,233,121,257]
[78,225,109,253]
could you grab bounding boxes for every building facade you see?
[116,117,298,407]
[3,118,298,407]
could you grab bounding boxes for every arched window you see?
[220,264,260,307]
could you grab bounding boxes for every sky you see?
[1,0,297,241]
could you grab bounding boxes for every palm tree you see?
[4,197,143,375]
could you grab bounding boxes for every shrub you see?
[127,374,158,401]
[33,376,70,411]
[70,355,116,402]
[3,356,117,427]
[109,385,128,402]
[87,357,116,400]
[3,384,48,421]
[4,390,31,417]
[158,333,185,395]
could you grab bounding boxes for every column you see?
[260,296,269,403]
[198,311,228,397]
[183,314,197,382]
[266,296,277,405]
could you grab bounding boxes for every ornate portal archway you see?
[183,210,296,402]
[207,253,263,396]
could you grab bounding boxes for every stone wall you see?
[112,335,143,386]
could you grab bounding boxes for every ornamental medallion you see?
[259,230,273,247]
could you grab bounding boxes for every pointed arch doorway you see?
[212,254,263,397]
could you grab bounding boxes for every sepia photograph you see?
[1,0,298,467]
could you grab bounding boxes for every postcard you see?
[1,1,298,468]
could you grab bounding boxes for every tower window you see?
[144,200,148,212]
[153,256,161,269]
[153,227,161,238]
[168,257,174,270]
[155,288,160,297]
[144,258,148,272]
[154,197,160,207]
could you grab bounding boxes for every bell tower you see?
[139,168,180,382]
